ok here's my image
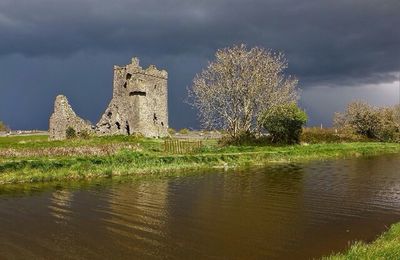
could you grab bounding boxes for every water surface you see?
[1,154,400,259]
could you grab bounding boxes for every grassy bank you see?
[1,135,400,184]
[323,222,400,259]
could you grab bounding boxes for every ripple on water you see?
[0,154,400,259]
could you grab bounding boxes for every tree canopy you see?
[188,44,299,137]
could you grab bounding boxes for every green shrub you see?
[66,127,77,139]
[131,132,144,139]
[217,130,278,146]
[259,103,307,144]
[375,107,400,142]
[334,101,380,139]
[0,121,9,132]
[78,130,91,139]
[300,127,367,144]
[168,128,176,135]
[301,128,341,143]
[179,128,190,135]
[218,131,263,146]
[335,102,400,142]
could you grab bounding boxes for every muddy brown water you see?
[1,154,400,259]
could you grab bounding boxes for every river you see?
[1,154,400,259]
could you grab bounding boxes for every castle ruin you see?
[49,95,93,140]
[49,57,168,140]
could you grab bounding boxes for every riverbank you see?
[323,222,400,259]
[1,135,400,184]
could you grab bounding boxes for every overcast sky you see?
[0,0,399,130]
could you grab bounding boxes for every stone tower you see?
[49,57,169,140]
[96,57,168,137]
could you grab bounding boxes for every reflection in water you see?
[0,154,400,259]
[49,190,73,222]
[103,182,170,258]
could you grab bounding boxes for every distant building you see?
[49,57,169,140]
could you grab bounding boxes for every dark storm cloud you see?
[0,0,399,129]
[1,0,399,85]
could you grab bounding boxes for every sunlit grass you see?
[323,223,400,259]
[2,135,400,259]
[1,134,400,184]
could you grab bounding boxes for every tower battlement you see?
[114,58,168,79]
[49,57,169,140]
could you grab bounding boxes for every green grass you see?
[0,135,400,184]
[0,136,400,184]
[323,222,400,259]
[2,135,400,259]
[0,134,163,150]
[0,135,49,147]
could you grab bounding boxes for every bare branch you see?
[187,44,299,137]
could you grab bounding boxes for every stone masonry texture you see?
[49,57,169,140]
[49,95,94,140]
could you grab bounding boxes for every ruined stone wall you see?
[49,95,93,140]
[49,57,169,140]
[96,58,168,137]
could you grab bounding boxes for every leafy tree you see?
[375,106,400,142]
[259,103,307,144]
[188,44,299,138]
[334,101,400,142]
[334,101,380,139]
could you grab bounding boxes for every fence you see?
[164,139,203,154]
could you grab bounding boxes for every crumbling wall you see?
[96,57,168,137]
[49,57,169,140]
[49,95,93,140]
